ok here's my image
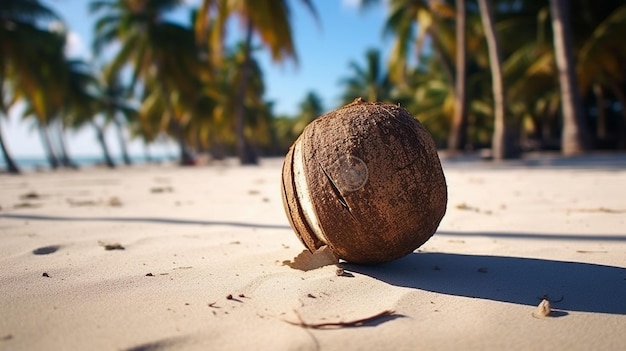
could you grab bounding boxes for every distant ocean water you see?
[0,154,178,172]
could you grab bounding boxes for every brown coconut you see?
[281,98,447,264]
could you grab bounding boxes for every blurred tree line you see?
[1,0,625,174]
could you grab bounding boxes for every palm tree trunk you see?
[154,62,195,166]
[161,91,193,165]
[430,31,455,86]
[235,19,258,165]
[93,122,115,168]
[541,108,553,147]
[478,0,515,160]
[168,118,195,165]
[143,142,153,163]
[38,123,60,169]
[0,121,20,174]
[113,117,132,165]
[593,84,606,141]
[609,80,626,149]
[448,0,468,153]
[54,122,77,169]
[550,0,590,155]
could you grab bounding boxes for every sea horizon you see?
[0,153,178,172]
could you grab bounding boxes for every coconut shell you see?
[281,98,447,264]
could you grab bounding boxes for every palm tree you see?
[361,0,463,146]
[448,0,468,153]
[339,49,394,104]
[292,91,324,136]
[549,0,590,155]
[99,75,135,165]
[13,26,68,169]
[380,0,455,83]
[477,0,516,160]
[236,46,274,156]
[492,1,626,152]
[0,0,62,173]
[196,0,319,165]
[0,75,20,174]
[91,0,197,165]
[268,91,323,155]
[394,57,455,146]
[51,119,78,169]
[495,2,555,150]
[0,124,20,174]
[187,41,266,159]
[568,2,626,148]
[61,59,119,168]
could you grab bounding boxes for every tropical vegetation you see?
[1,0,626,173]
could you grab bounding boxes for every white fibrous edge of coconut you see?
[292,140,328,245]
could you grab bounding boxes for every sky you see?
[2,0,393,159]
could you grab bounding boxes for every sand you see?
[1,155,625,350]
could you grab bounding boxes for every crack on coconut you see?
[323,169,348,209]
[320,166,357,221]
[395,154,423,173]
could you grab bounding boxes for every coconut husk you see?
[281,98,447,264]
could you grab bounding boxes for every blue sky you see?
[3,0,392,158]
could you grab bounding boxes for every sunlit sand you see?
[1,155,625,350]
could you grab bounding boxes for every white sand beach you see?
[1,154,625,350]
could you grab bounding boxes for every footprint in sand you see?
[32,245,61,255]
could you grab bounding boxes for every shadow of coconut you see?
[440,153,626,170]
[344,252,626,315]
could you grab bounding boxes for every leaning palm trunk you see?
[143,142,153,163]
[592,84,606,141]
[234,19,258,165]
[609,80,626,149]
[38,123,60,169]
[168,118,194,165]
[154,61,195,166]
[478,0,515,160]
[92,122,115,168]
[448,0,468,153]
[550,0,589,155]
[54,122,77,169]
[0,122,20,174]
[113,117,132,165]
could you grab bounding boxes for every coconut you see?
[281,98,447,264]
